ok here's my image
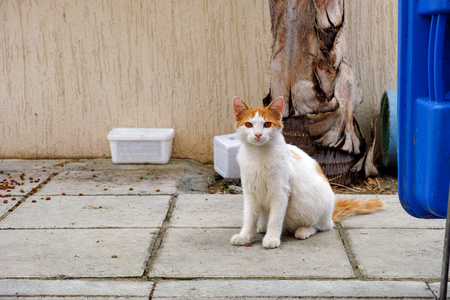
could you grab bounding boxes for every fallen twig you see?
[330,182,360,193]
[328,175,343,182]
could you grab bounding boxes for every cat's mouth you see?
[251,137,267,145]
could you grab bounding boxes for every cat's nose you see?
[254,134,262,139]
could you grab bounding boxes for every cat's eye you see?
[244,122,253,128]
[264,122,272,128]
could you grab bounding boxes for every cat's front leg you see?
[263,190,289,249]
[231,192,259,246]
[257,212,268,234]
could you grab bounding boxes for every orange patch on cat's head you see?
[232,97,284,129]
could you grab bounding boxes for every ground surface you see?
[0,159,447,299]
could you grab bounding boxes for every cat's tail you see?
[332,197,385,222]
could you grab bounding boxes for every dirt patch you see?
[329,175,397,195]
[209,173,398,195]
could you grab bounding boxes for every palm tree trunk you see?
[265,0,372,185]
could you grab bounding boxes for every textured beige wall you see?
[0,0,272,162]
[0,0,397,163]
[345,0,398,154]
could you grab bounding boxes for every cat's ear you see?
[232,96,250,120]
[267,97,284,120]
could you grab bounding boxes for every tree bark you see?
[266,0,371,185]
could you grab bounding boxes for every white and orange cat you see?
[231,96,384,249]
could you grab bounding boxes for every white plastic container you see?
[213,133,241,178]
[107,128,175,164]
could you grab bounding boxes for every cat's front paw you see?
[231,234,251,246]
[262,237,281,249]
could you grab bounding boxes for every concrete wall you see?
[0,0,397,163]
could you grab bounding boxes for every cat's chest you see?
[238,149,288,182]
[239,156,292,198]
[239,152,278,173]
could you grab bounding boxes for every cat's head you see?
[232,96,284,146]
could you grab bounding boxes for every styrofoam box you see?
[107,128,175,164]
[213,133,241,178]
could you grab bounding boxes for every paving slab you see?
[149,228,354,279]
[0,295,434,300]
[0,159,70,172]
[0,229,157,278]
[0,297,150,300]
[0,195,170,229]
[152,279,434,298]
[35,170,180,196]
[0,279,153,298]
[170,194,242,227]
[175,161,216,194]
[338,194,446,229]
[0,196,25,216]
[61,158,191,172]
[2,295,147,298]
[348,228,444,279]
[0,158,187,172]
[0,170,52,196]
[428,282,447,299]
[62,158,215,194]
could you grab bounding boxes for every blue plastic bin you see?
[398,0,450,218]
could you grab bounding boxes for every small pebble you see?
[228,185,243,194]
